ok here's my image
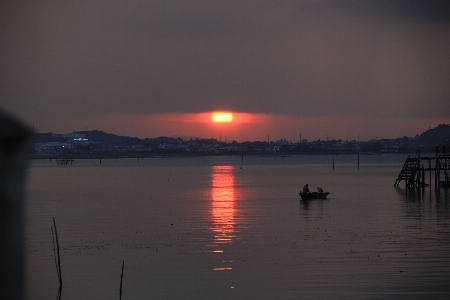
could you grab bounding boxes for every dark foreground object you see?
[0,110,32,300]
[299,192,330,200]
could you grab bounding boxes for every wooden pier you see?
[56,159,74,165]
[394,146,450,188]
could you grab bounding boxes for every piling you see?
[429,159,432,187]
[421,164,425,186]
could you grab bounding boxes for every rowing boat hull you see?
[299,192,330,200]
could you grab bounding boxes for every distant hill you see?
[35,125,450,146]
[33,132,65,143]
[72,130,134,144]
[419,124,450,145]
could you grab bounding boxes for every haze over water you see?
[26,155,450,299]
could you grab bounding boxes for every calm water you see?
[25,155,450,299]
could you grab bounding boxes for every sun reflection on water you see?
[210,166,236,271]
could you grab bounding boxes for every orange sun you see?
[212,112,233,123]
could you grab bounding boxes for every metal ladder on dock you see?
[394,156,421,187]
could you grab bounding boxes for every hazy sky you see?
[1,0,449,141]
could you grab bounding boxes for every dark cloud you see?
[103,1,242,40]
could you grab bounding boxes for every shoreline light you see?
[212,112,233,122]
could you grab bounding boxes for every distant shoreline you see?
[28,151,421,161]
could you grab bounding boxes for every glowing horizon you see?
[33,112,450,143]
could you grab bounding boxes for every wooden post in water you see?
[422,164,425,186]
[434,160,437,188]
[357,152,360,170]
[333,157,334,170]
[100,158,102,164]
[438,160,441,187]
[429,159,432,187]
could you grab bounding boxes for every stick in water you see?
[120,260,125,300]
[53,217,62,290]
[51,226,60,281]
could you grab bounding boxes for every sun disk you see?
[212,112,233,123]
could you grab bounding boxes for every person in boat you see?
[302,184,310,193]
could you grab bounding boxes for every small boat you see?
[299,191,330,200]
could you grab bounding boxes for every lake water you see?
[25,154,450,299]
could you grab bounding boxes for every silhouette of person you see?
[302,184,310,193]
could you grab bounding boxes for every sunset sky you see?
[1,0,449,142]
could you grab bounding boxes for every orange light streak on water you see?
[211,165,236,271]
[213,267,233,271]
